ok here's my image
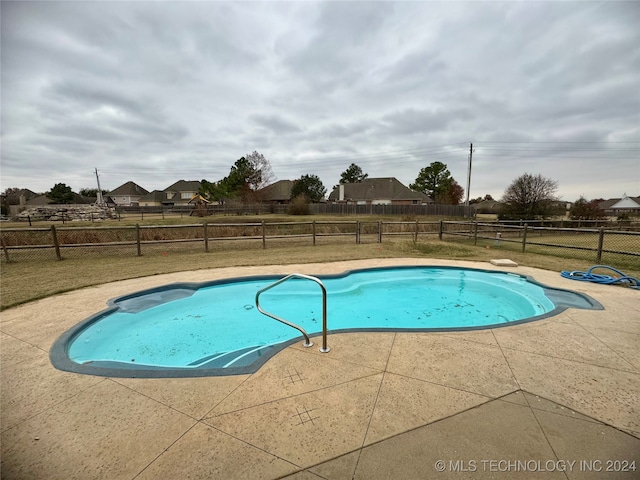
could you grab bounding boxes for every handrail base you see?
[319,346,331,353]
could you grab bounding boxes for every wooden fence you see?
[1,221,639,267]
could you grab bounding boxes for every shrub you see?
[288,195,310,215]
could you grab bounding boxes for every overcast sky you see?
[2,1,639,202]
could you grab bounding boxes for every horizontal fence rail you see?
[1,221,639,269]
[441,222,640,268]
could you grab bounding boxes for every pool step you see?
[189,345,279,369]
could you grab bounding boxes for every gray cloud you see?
[1,1,638,200]
[250,114,303,135]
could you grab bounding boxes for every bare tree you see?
[245,151,275,190]
[500,173,559,219]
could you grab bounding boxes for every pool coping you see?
[49,265,604,379]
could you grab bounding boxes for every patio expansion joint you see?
[0,375,110,434]
[304,393,516,480]
[0,329,49,354]
[499,344,640,374]
[131,420,201,480]
[435,332,498,347]
[129,415,303,479]
[380,369,498,401]
[278,388,640,480]
[198,372,254,420]
[202,370,385,421]
[107,378,212,422]
[520,389,640,440]
[569,320,640,372]
[203,421,306,469]
[351,333,399,479]
[291,344,392,372]
[491,329,522,390]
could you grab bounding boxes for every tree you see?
[212,152,275,204]
[437,179,465,205]
[290,174,327,203]
[245,151,275,190]
[339,163,368,184]
[410,162,457,201]
[79,188,108,197]
[199,179,230,205]
[500,173,559,219]
[46,183,75,204]
[570,196,605,220]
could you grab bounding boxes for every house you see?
[3,189,39,215]
[138,190,166,207]
[472,199,503,215]
[108,181,149,207]
[258,180,295,204]
[327,177,432,205]
[599,195,640,216]
[161,180,202,207]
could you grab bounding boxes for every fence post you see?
[262,220,266,249]
[378,221,382,243]
[438,220,443,241]
[522,224,528,253]
[203,222,209,252]
[136,224,142,256]
[596,227,605,263]
[1,236,10,263]
[356,220,360,244]
[312,220,316,246]
[51,225,62,260]
[414,220,419,243]
[473,222,478,246]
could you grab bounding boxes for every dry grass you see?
[4,236,633,311]
[0,242,396,309]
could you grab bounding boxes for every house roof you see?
[259,180,295,201]
[472,200,503,213]
[328,177,432,202]
[599,196,640,210]
[609,196,640,209]
[3,189,39,205]
[138,190,166,203]
[164,180,201,192]
[109,181,149,196]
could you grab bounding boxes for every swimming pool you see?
[50,266,602,378]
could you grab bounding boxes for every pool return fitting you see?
[255,273,331,353]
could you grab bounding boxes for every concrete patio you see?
[1,258,639,479]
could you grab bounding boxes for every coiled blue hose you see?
[560,265,640,289]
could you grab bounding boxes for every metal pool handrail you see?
[255,273,330,353]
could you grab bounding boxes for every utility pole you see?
[94,168,104,205]
[465,142,473,211]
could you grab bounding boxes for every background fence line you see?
[108,203,472,218]
[2,221,639,269]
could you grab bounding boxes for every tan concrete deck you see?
[1,258,639,479]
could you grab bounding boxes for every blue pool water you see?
[50,266,602,378]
